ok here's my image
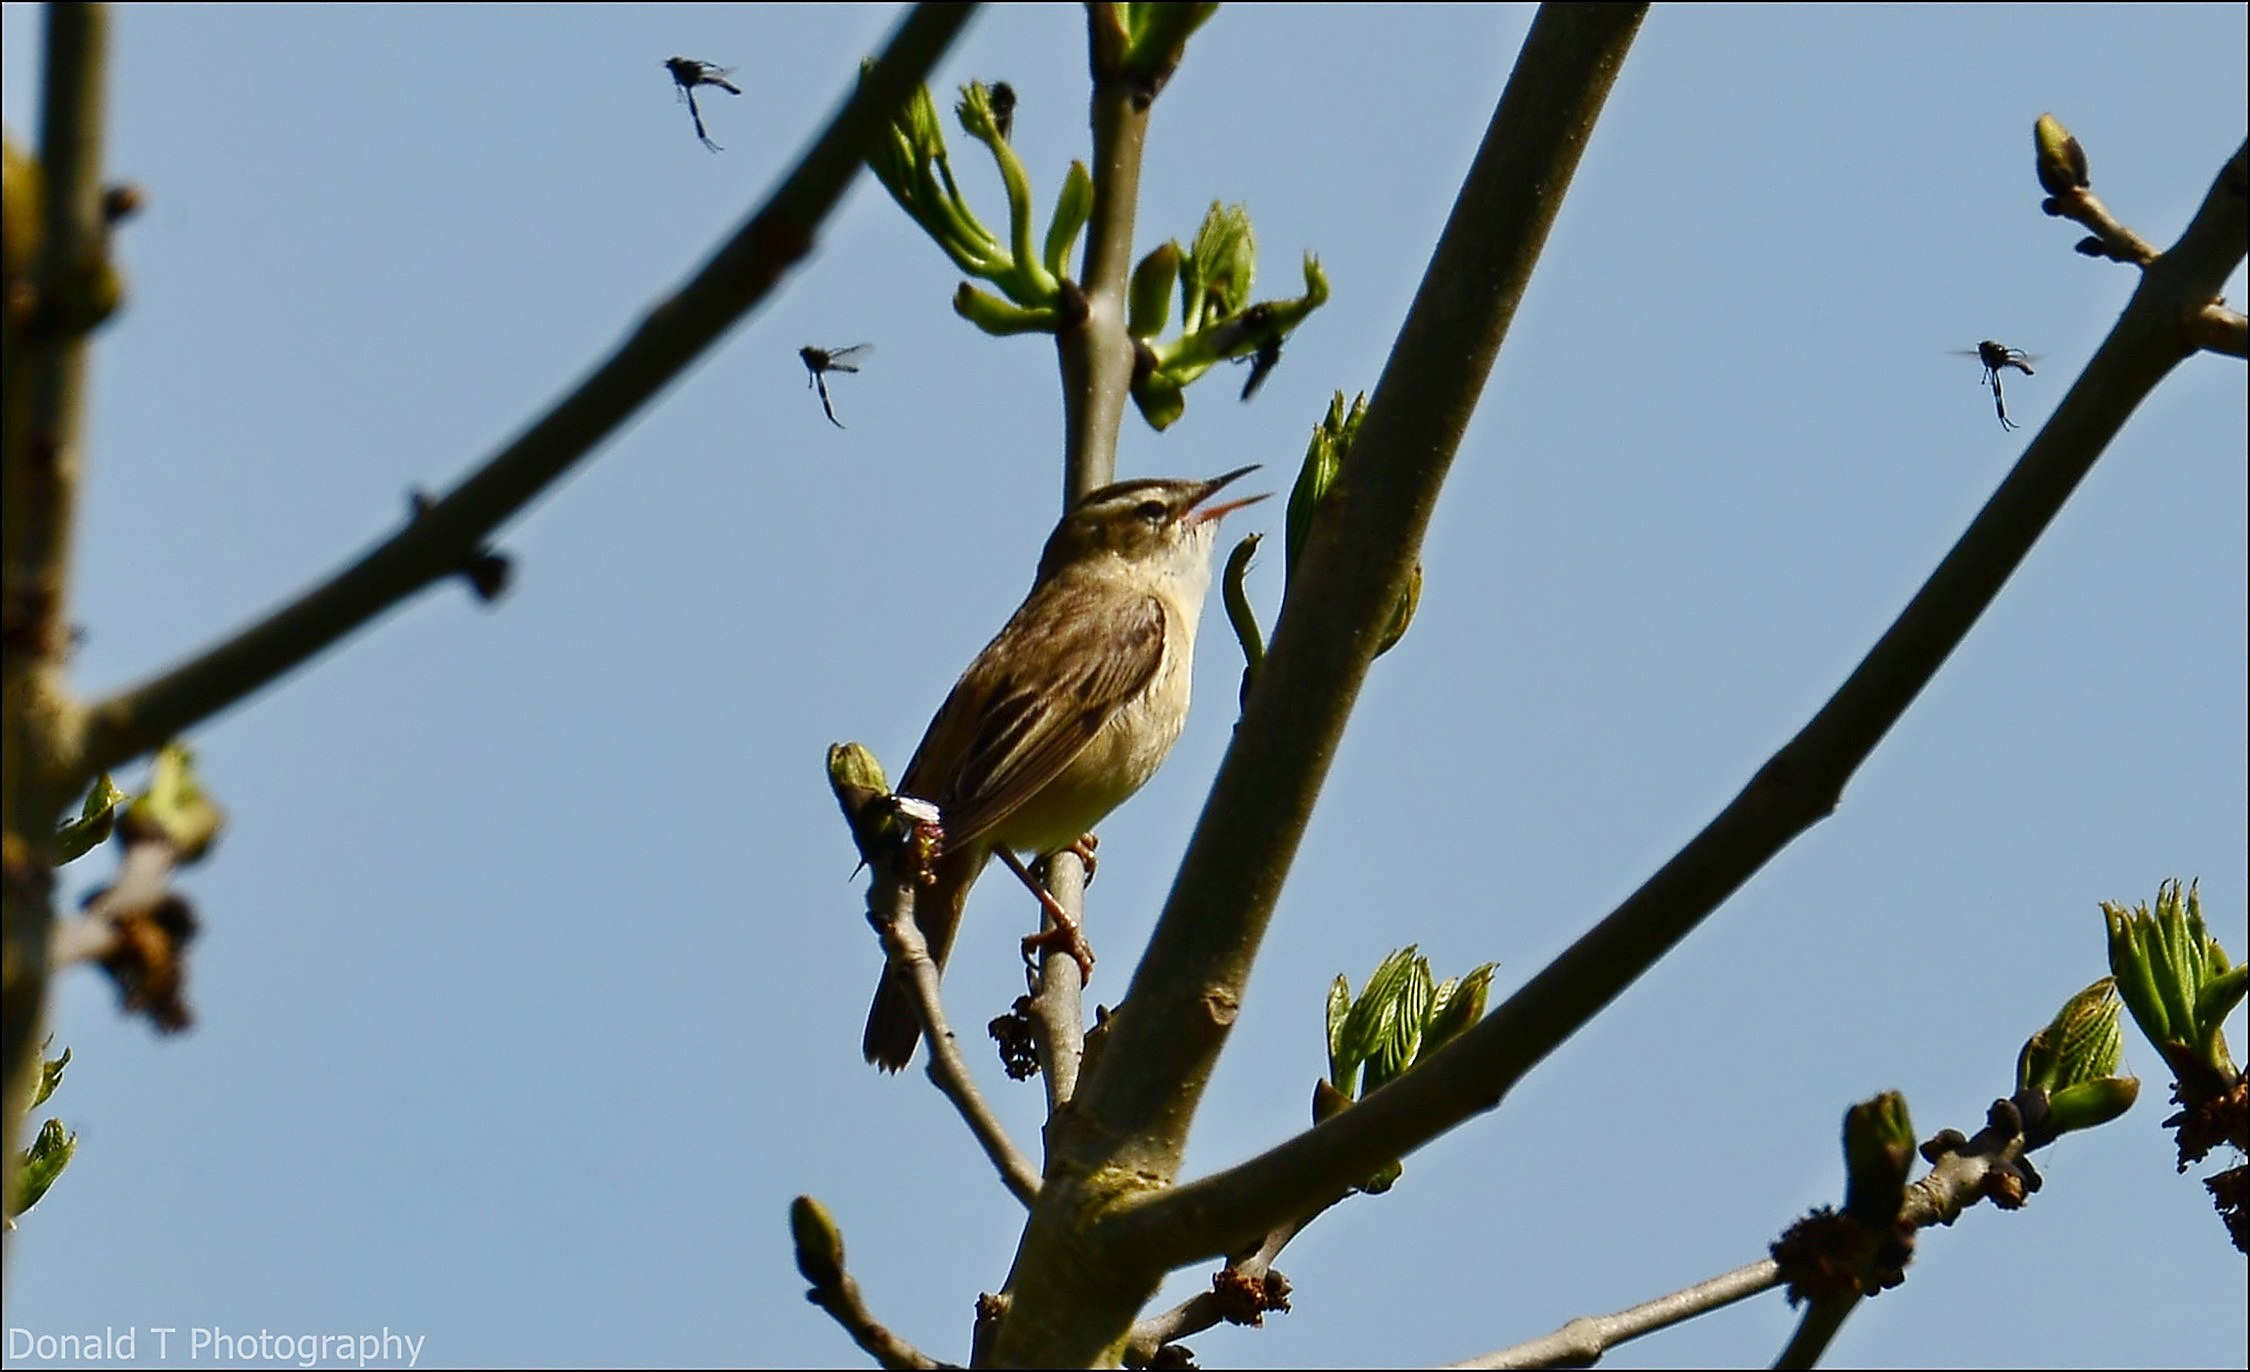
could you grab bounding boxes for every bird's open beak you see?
[1186,465,1270,525]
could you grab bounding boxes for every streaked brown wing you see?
[899,577,1166,850]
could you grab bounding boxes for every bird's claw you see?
[1022,921,1097,986]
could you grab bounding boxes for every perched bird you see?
[664,57,741,153]
[863,468,1268,1071]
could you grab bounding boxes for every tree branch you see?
[981,8,1650,1364]
[3,0,112,1234]
[2186,302,2247,357]
[1024,3,1177,1113]
[1121,1194,1341,1365]
[867,852,1043,1208]
[1449,1260,1782,1370]
[792,1195,952,1370]
[1102,131,2248,1275]
[69,3,977,782]
[1057,1,1154,497]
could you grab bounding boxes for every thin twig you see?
[794,1196,953,1370]
[1448,1260,1782,1369]
[2045,183,2160,266]
[70,4,977,781]
[868,867,1043,1207]
[1122,1195,1342,1365]
[1102,133,2248,1276]
[1029,855,1087,1112]
[2186,302,2247,357]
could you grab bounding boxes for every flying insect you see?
[665,57,741,153]
[800,344,874,429]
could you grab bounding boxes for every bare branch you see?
[3,0,113,1235]
[791,1196,953,1370]
[70,4,977,781]
[1449,1260,1782,1370]
[1122,1196,1340,1365]
[2044,182,2161,266]
[868,861,1044,1208]
[1029,855,1087,1111]
[2186,302,2247,357]
[1104,131,2249,1275]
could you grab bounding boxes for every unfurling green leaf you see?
[1224,533,1265,709]
[1285,392,1364,577]
[11,1119,77,1219]
[56,774,127,864]
[121,743,225,863]
[30,1043,70,1112]
[1363,955,1434,1095]
[2104,879,2239,1083]
[1184,201,1256,329]
[2033,113,2090,197]
[1043,160,1093,280]
[1129,367,1186,432]
[1324,973,1353,1083]
[2018,978,2124,1095]
[954,283,1061,336]
[2045,1076,2140,1136]
[789,1195,846,1289]
[1280,391,1421,657]
[1332,946,1419,1095]
[1841,1092,1916,1224]
[1128,241,1181,339]
[1423,962,1496,1054]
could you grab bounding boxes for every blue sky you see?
[3,4,2244,1368]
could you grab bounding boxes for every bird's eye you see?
[1135,500,1167,523]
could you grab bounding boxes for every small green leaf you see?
[1376,561,1422,658]
[2102,879,2239,1083]
[56,773,127,864]
[30,1044,69,1111]
[1285,392,1362,577]
[2020,977,2123,1094]
[1129,367,1186,431]
[954,282,1061,336]
[11,1118,77,1218]
[1335,947,1419,1095]
[1128,241,1180,340]
[1423,962,1496,1054]
[789,1195,845,1289]
[2045,1076,2140,1136]
[1324,973,1353,1087]
[1185,201,1256,329]
[1364,956,1434,1094]
[1841,1092,1915,1225]
[121,743,225,862]
[1043,160,1093,281]
[2033,113,2090,197]
[2195,965,2247,1048]
[2106,901,2171,1045]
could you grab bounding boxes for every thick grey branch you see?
[71,4,977,781]
[1084,0,1645,1206]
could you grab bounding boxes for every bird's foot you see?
[1064,833,1100,884]
[1021,918,1097,986]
